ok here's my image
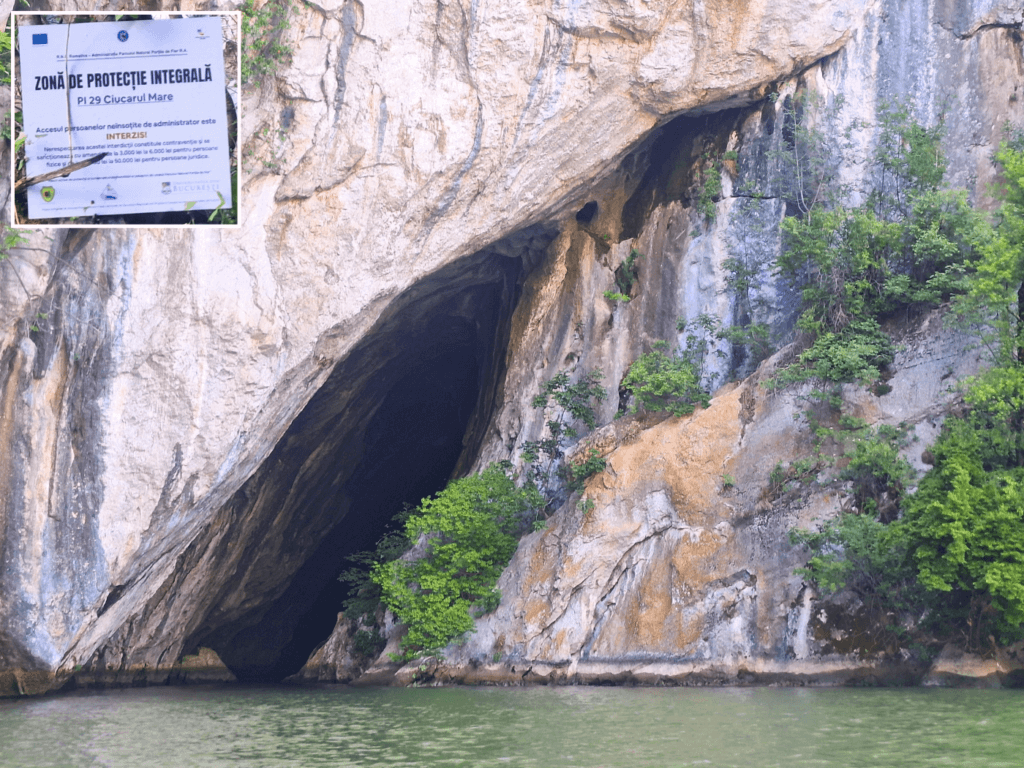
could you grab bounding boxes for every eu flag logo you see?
[32,34,48,45]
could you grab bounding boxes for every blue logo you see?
[32,33,48,45]
[117,30,128,42]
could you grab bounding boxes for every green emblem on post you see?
[41,186,55,202]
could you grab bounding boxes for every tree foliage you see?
[561,447,606,493]
[522,369,606,488]
[695,152,725,222]
[775,91,847,218]
[241,0,293,85]
[371,464,542,659]
[900,364,1024,640]
[777,193,988,384]
[790,512,916,606]
[871,103,946,219]
[338,519,411,624]
[953,138,1024,364]
[790,140,1024,648]
[340,370,606,659]
[842,424,915,522]
[896,138,1024,644]
[613,248,642,297]
[773,102,989,387]
[1,19,12,86]
[622,338,709,417]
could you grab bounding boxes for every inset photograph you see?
[9,11,239,226]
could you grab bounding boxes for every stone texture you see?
[1,0,865,693]
[429,312,988,685]
[284,614,363,684]
[301,0,1024,686]
[921,641,1024,688]
[3,0,1024,694]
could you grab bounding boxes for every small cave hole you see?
[575,201,599,224]
[281,105,295,131]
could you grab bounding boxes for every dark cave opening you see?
[189,227,556,682]
[575,200,599,223]
[260,322,484,680]
[620,107,746,241]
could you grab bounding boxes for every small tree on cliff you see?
[521,369,607,492]
[371,463,542,659]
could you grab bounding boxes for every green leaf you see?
[207,191,226,221]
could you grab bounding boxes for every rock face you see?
[1,0,1022,695]
[313,0,1024,686]
[438,315,985,685]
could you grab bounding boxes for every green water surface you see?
[0,685,1020,767]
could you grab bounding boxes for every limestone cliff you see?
[1,0,1022,696]
[304,0,1024,687]
[437,317,986,685]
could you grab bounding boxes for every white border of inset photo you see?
[8,10,241,229]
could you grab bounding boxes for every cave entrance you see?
[188,227,554,682]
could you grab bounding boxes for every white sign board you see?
[18,17,232,220]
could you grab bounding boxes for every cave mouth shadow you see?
[187,226,555,682]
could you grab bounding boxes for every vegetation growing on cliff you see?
[620,316,718,417]
[622,340,709,417]
[773,102,989,387]
[521,369,606,488]
[694,151,725,222]
[0,19,12,85]
[604,248,642,303]
[371,464,542,659]
[791,137,1024,650]
[340,369,605,660]
[241,0,293,86]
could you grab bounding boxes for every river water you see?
[1,685,1020,767]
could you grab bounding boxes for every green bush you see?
[559,448,606,492]
[1,20,12,85]
[371,464,542,659]
[772,104,989,387]
[891,139,1024,645]
[773,91,848,217]
[790,512,915,601]
[614,248,642,295]
[953,137,1024,365]
[841,424,914,520]
[352,629,386,659]
[695,153,724,222]
[798,367,1024,648]
[900,364,1024,641]
[338,519,411,623]
[622,339,709,417]
[872,103,946,218]
[717,318,773,367]
[787,128,1024,651]
[785,319,895,387]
